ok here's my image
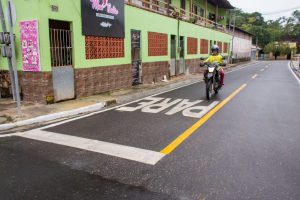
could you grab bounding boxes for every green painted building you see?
[0,0,233,103]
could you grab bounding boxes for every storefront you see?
[0,0,232,103]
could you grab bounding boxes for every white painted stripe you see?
[260,69,265,72]
[18,130,165,165]
[288,61,300,85]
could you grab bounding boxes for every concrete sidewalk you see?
[0,61,255,131]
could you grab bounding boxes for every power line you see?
[261,5,300,15]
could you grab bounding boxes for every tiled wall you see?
[148,32,168,56]
[187,37,198,55]
[217,41,223,53]
[85,36,125,59]
[200,39,209,54]
[223,42,228,53]
[75,65,132,97]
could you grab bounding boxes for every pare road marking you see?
[116,97,219,119]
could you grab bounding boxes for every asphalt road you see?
[1,61,300,200]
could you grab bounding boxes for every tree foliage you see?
[264,42,291,56]
[229,9,300,50]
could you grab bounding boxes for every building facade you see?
[0,0,233,103]
[229,26,253,63]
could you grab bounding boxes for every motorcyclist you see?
[203,45,225,86]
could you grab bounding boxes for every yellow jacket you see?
[204,54,223,64]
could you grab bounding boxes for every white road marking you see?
[117,97,219,119]
[18,130,165,165]
[288,61,300,85]
[260,69,265,72]
[252,74,258,79]
[0,61,266,165]
[32,62,260,131]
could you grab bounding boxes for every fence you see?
[125,0,227,33]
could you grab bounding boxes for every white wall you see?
[232,34,252,59]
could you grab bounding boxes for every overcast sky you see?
[229,0,300,21]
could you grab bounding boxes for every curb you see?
[290,61,300,79]
[0,61,257,132]
[0,102,105,132]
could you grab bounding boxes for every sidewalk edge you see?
[0,102,105,132]
[289,61,300,84]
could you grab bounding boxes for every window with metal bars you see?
[49,20,73,67]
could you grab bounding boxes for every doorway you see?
[49,20,74,102]
[179,36,185,74]
[131,30,141,85]
[209,40,212,53]
[170,35,176,76]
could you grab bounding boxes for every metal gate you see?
[50,27,75,102]
[170,35,176,76]
[179,36,185,74]
[131,30,141,85]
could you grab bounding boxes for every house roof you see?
[227,25,255,36]
[208,0,235,9]
[281,35,300,44]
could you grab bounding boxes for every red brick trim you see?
[75,65,132,98]
[185,59,206,74]
[142,61,169,84]
[21,71,54,103]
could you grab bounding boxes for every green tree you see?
[264,42,290,56]
[228,9,300,49]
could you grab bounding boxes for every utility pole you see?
[7,0,21,114]
[0,0,16,100]
[256,33,258,60]
[230,10,236,64]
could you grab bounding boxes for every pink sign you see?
[20,20,41,72]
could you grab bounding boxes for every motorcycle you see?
[200,59,226,100]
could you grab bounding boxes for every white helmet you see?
[211,45,220,53]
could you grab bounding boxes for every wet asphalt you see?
[1,61,300,200]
